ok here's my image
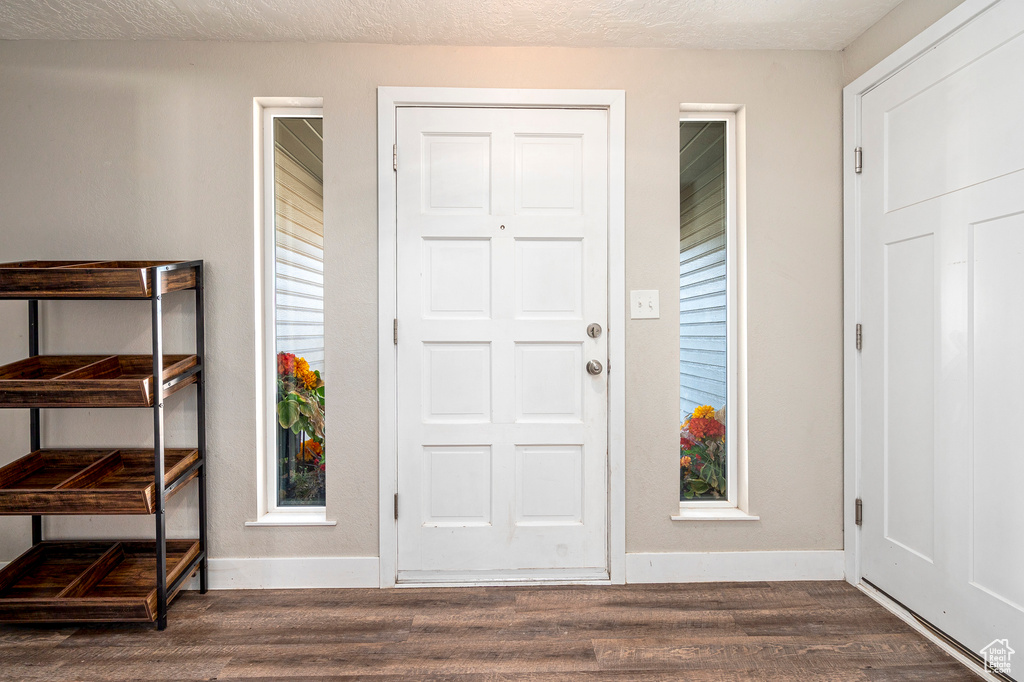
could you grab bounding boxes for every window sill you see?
[671,507,760,522]
[245,511,337,527]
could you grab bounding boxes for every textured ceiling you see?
[0,0,903,49]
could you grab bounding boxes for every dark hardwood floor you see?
[0,581,978,680]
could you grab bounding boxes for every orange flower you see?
[300,440,322,462]
[687,417,725,441]
[284,355,319,389]
[681,455,692,468]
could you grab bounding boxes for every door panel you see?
[883,25,1024,212]
[882,234,935,563]
[859,0,1024,654]
[421,239,491,319]
[396,107,609,582]
[971,213,1024,615]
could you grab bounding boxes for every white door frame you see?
[377,87,626,588]
[842,0,1001,586]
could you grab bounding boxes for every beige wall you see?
[0,42,844,564]
[842,0,967,85]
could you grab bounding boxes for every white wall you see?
[0,42,844,565]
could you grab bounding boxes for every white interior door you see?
[395,106,609,582]
[858,0,1024,656]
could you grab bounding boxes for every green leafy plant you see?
[680,405,727,499]
[276,352,324,444]
[276,352,325,502]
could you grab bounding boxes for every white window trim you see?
[676,107,750,520]
[251,98,334,527]
[672,507,759,522]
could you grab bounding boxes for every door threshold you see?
[858,580,1014,682]
[397,568,610,587]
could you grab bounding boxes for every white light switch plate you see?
[630,290,659,319]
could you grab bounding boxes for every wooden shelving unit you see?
[0,260,207,629]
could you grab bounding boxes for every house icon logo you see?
[980,638,1014,675]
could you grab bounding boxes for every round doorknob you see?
[586,360,603,375]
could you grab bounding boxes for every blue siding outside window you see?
[679,121,727,422]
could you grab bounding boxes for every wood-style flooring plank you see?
[0,582,981,681]
[730,606,912,636]
[213,640,602,678]
[145,670,978,682]
[593,633,956,670]
[57,619,414,647]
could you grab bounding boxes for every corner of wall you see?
[841,0,968,86]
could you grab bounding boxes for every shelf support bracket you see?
[28,299,42,546]
[195,261,209,595]
[152,266,168,631]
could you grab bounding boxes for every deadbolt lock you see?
[587,323,602,338]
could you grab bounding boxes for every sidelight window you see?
[262,107,326,512]
[679,113,737,506]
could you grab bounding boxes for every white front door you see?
[395,106,609,582]
[857,0,1024,655]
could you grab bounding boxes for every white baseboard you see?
[5,552,844,589]
[201,556,380,589]
[625,550,845,583]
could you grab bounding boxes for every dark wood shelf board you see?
[0,355,198,407]
[0,449,200,515]
[0,540,201,623]
[0,261,198,299]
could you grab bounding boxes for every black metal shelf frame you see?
[20,260,208,630]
